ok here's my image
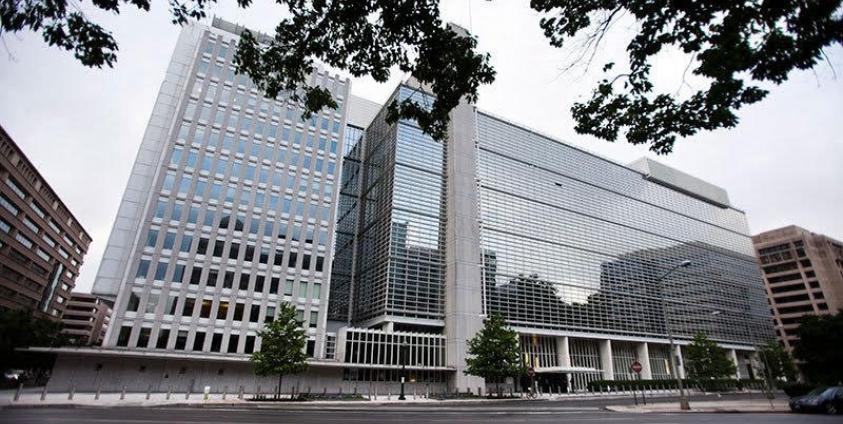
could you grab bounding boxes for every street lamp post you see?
[656,260,692,411]
[399,342,409,400]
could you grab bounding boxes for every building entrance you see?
[536,373,568,394]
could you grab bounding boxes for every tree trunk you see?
[277,374,283,400]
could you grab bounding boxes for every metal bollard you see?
[413,385,416,400]
[222,386,227,400]
[120,385,126,400]
[14,383,23,402]
[238,385,244,400]
[68,386,75,400]
[146,385,152,400]
[387,391,391,400]
[478,387,483,397]
[185,387,190,400]
[323,387,327,396]
[95,383,101,400]
[256,385,261,400]
[339,386,343,396]
[166,385,172,400]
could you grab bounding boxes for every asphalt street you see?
[2,403,839,424]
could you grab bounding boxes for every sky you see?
[1,1,841,293]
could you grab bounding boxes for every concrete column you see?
[422,73,484,392]
[729,349,741,379]
[334,327,348,363]
[674,344,686,379]
[557,337,571,392]
[557,337,571,368]
[599,340,614,380]
[637,342,652,380]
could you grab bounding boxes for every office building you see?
[0,125,91,319]
[40,19,773,394]
[61,292,112,345]
[327,82,774,392]
[753,225,843,351]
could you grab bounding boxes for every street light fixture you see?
[656,260,692,411]
[398,342,409,400]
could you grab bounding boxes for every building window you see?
[309,311,318,328]
[227,334,239,353]
[5,177,27,199]
[127,292,141,312]
[156,329,170,349]
[137,328,151,348]
[193,332,206,351]
[211,333,223,352]
[175,331,188,350]
[136,259,150,278]
[0,193,18,215]
[182,298,196,316]
[116,326,132,347]
[200,299,212,318]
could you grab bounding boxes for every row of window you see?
[1,189,79,268]
[135,256,324,295]
[4,177,84,255]
[154,192,332,232]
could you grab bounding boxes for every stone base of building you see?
[40,348,450,396]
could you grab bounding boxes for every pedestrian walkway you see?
[606,398,789,413]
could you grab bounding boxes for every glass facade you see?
[107,24,349,357]
[476,112,772,345]
[329,86,447,324]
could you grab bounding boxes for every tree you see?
[793,312,843,385]
[0,309,67,384]
[757,339,797,382]
[3,1,841,152]
[464,314,525,396]
[250,303,308,399]
[0,0,495,142]
[683,331,736,381]
[533,0,843,154]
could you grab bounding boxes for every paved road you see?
[1,405,839,424]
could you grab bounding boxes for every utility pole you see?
[657,260,692,411]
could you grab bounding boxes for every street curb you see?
[603,405,791,414]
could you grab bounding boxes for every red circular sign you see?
[631,361,643,374]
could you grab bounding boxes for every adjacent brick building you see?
[61,292,112,345]
[753,225,843,351]
[0,125,91,319]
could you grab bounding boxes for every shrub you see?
[585,378,765,392]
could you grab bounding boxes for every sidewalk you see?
[605,398,789,413]
[1,388,775,410]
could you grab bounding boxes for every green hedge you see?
[586,378,766,392]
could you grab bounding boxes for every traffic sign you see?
[631,361,643,374]
[527,367,536,377]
